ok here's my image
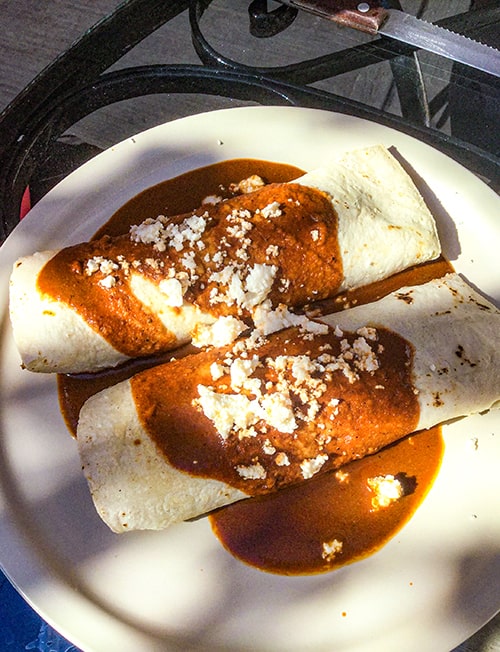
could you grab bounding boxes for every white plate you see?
[0,106,499,652]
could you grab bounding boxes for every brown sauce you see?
[210,426,443,575]
[130,326,419,494]
[57,158,451,575]
[58,344,197,436]
[94,159,305,238]
[40,161,325,357]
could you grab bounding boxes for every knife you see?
[278,0,500,78]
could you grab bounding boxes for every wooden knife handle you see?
[290,1,389,34]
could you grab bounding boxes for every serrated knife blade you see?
[278,1,500,78]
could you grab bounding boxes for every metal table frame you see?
[0,0,498,241]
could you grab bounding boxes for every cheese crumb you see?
[208,263,277,311]
[98,275,117,289]
[357,326,378,341]
[252,301,328,337]
[275,452,290,466]
[209,362,226,381]
[321,538,343,561]
[229,175,265,195]
[265,244,279,258]
[236,462,266,480]
[262,439,276,455]
[196,386,260,439]
[259,392,297,434]
[259,201,282,219]
[130,213,207,252]
[201,195,222,205]
[192,315,247,348]
[334,469,349,483]
[244,264,278,308]
[300,454,328,479]
[367,474,404,510]
[352,336,379,372]
[230,355,260,389]
[85,256,119,277]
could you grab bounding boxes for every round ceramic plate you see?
[0,106,499,652]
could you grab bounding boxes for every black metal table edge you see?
[0,0,498,242]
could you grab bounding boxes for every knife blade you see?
[278,0,500,78]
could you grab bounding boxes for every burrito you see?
[9,145,440,374]
[76,273,500,533]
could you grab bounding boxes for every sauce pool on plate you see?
[210,427,443,575]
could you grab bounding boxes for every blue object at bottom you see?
[0,570,81,652]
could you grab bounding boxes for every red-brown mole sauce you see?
[58,158,450,575]
[210,428,443,575]
[130,326,420,494]
[40,160,342,358]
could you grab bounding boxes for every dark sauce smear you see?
[58,158,449,575]
[210,427,443,575]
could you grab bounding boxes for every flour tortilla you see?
[9,145,440,374]
[77,273,500,533]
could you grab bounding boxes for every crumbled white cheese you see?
[181,250,197,274]
[196,385,260,440]
[226,211,253,238]
[196,369,299,438]
[192,315,247,348]
[229,174,265,195]
[252,301,328,337]
[130,213,207,253]
[252,302,294,335]
[230,355,260,389]
[265,244,279,258]
[279,277,291,293]
[259,391,297,434]
[352,336,380,372]
[275,452,290,466]
[291,355,317,383]
[357,326,378,341]
[129,218,166,249]
[329,398,340,416]
[144,257,161,270]
[367,474,404,510]
[236,462,267,480]
[244,264,278,308]
[262,439,276,455]
[321,538,343,561]
[85,256,119,277]
[201,195,222,205]
[98,275,117,289]
[209,263,278,312]
[209,362,226,381]
[259,201,282,219]
[300,454,328,479]
[235,247,250,262]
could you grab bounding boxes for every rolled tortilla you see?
[77,273,500,533]
[10,145,440,373]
